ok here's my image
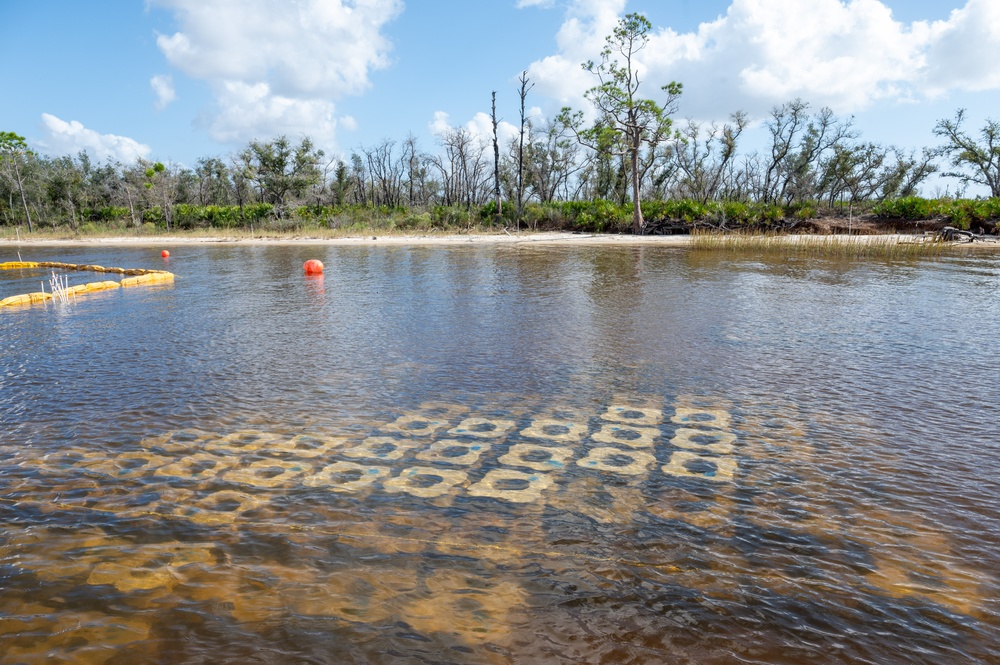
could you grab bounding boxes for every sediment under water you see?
[0,244,997,664]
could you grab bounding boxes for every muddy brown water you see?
[1,244,998,664]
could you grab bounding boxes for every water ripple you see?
[1,245,998,663]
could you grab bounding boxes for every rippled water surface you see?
[1,244,999,664]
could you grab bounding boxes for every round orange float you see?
[161,250,170,258]
[303,259,324,275]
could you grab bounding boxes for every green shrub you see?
[720,201,751,225]
[790,202,816,220]
[672,200,709,223]
[206,205,241,228]
[479,201,500,221]
[172,204,199,229]
[945,198,1000,230]
[520,202,567,230]
[243,203,273,222]
[763,205,785,224]
[431,205,473,228]
[142,206,165,226]
[82,206,130,222]
[872,197,937,220]
[395,212,433,230]
[555,199,629,232]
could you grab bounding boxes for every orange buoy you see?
[161,250,170,258]
[303,259,324,275]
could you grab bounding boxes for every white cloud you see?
[150,0,403,145]
[921,0,1000,95]
[429,111,518,147]
[340,115,358,132]
[202,81,338,143]
[429,111,453,138]
[150,74,176,110]
[37,114,151,163]
[523,0,627,107]
[526,0,1000,123]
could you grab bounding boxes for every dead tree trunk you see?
[491,91,502,221]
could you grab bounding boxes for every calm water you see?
[1,243,998,664]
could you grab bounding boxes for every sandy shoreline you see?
[0,232,687,247]
[1,231,997,250]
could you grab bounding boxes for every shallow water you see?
[1,244,998,664]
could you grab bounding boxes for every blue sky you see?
[2,0,998,195]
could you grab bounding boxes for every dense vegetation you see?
[2,15,998,237]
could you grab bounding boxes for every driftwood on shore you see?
[936,226,1000,243]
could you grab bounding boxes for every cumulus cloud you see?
[429,111,453,137]
[429,111,518,147]
[37,114,151,163]
[150,74,176,110]
[526,0,1000,123]
[150,0,402,144]
[921,0,1000,95]
[201,81,338,143]
[339,115,358,132]
[516,0,627,111]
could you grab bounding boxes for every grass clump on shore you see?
[689,231,956,260]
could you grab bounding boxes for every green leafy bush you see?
[82,206,130,222]
[872,197,938,220]
[243,203,273,222]
[431,205,473,228]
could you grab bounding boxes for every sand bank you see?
[0,231,686,247]
[1,231,996,250]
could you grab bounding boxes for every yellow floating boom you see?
[120,272,174,288]
[1,260,174,309]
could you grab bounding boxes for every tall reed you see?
[689,231,956,260]
[48,271,71,304]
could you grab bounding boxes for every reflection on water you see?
[1,245,998,664]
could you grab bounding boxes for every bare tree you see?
[758,100,809,203]
[520,119,583,204]
[491,91,502,217]
[431,125,491,209]
[362,139,406,207]
[347,153,369,206]
[670,112,747,203]
[784,107,857,204]
[750,100,857,204]
[404,135,418,206]
[516,71,534,225]
[820,143,891,207]
[934,109,1000,197]
[880,148,937,200]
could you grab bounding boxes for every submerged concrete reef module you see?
[0,393,988,662]
[0,394,986,625]
[0,261,175,308]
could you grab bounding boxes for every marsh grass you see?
[689,231,957,260]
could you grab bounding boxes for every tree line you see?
[2,14,998,235]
